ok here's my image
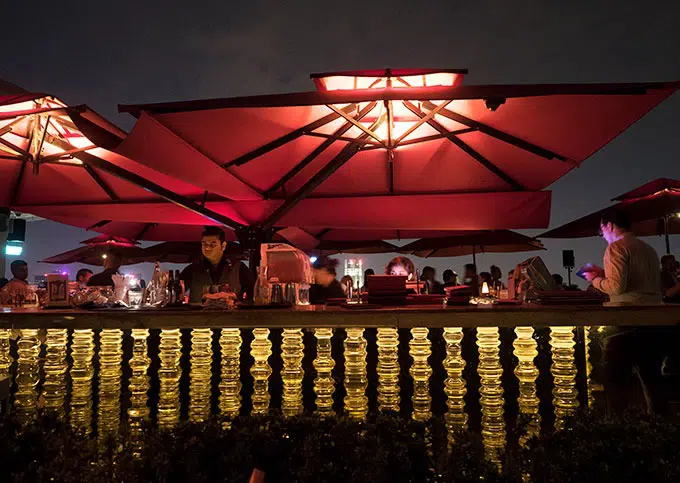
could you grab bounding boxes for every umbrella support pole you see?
[236,227,274,279]
[664,216,671,254]
[567,267,572,287]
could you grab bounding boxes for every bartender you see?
[88,251,122,287]
[179,226,253,303]
[309,256,345,304]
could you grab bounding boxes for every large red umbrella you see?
[398,230,544,262]
[40,234,145,266]
[540,178,680,253]
[0,92,243,235]
[113,69,678,236]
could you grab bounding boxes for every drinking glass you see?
[297,284,310,305]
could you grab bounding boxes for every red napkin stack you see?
[535,290,607,305]
[366,275,408,306]
[444,285,473,306]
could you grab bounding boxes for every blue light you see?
[5,242,23,256]
[310,256,318,264]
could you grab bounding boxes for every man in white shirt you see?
[583,211,661,306]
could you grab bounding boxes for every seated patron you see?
[361,269,375,292]
[421,266,443,294]
[310,256,345,304]
[385,256,415,280]
[1,260,30,299]
[442,269,458,287]
[463,264,479,296]
[76,268,93,288]
[552,273,566,290]
[340,275,354,295]
[490,265,506,290]
[660,254,680,303]
[88,251,122,288]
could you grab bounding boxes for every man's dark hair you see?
[661,254,676,266]
[552,273,564,286]
[464,263,477,273]
[202,226,226,242]
[10,260,27,277]
[422,266,435,275]
[601,211,632,231]
[76,268,93,281]
[312,256,339,276]
[442,269,455,282]
[364,268,375,277]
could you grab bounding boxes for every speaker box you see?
[562,249,575,268]
[8,218,26,242]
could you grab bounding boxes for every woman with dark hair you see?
[385,256,415,280]
[310,256,346,304]
[361,268,375,292]
[442,269,458,287]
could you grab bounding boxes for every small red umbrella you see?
[398,230,544,264]
[540,178,680,253]
[40,235,145,266]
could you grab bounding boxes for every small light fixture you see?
[102,254,108,259]
[310,256,318,264]
[4,241,23,256]
[485,98,505,112]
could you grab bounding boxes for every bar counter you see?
[2,303,680,329]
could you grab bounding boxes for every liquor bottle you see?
[168,270,175,305]
[254,266,269,305]
[174,270,183,304]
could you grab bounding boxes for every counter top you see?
[2,304,680,329]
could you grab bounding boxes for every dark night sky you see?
[2,0,680,282]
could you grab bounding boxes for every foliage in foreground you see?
[1,411,679,482]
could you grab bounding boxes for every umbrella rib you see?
[447,136,525,190]
[402,101,524,190]
[422,101,568,162]
[261,115,385,230]
[326,104,387,147]
[304,131,383,145]
[394,128,478,147]
[264,102,377,198]
[9,158,28,208]
[0,136,28,157]
[44,132,247,230]
[134,222,157,240]
[224,103,358,168]
[87,220,112,230]
[41,145,96,161]
[0,117,24,136]
[83,164,120,201]
[393,100,451,145]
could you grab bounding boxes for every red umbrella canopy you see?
[0,93,243,233]
[80,234,139,247]
[40,244,146,267]
[398,230,544,258]
[540,179,680,239]
[612,178,680,201]
[117,69,678,232]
